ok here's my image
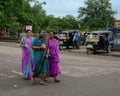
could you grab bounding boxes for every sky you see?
[38,0,120,19]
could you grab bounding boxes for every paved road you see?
[0,44,120,96]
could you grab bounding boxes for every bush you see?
[8,28,18,38]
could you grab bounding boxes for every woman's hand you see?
[39,45,44,49]
[19,43,28,48]
[42,44,46,49]
[32,46,41,50]
[46,54,49,58]
[32,45,47,50]
[39,44,46,49]
[24,44,28,48]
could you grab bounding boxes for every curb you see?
[67,50,120,57]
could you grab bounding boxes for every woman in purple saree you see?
[48,32,61,82]
[20,30,34,80]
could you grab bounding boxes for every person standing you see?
[83,32,88,45]
[48,32,61,82]
[19,30,34,80]
[103,33,110,50]
[73,31,79,49]
[32,30,49,85]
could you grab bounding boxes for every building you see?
[0,28,6,37]
[115,20,120,28]
[115,20,120,33]
[115,20,120,30]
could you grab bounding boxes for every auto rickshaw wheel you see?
[87,48,93,55]
[93,50,97,54]
[59,45,63,50]
[106,46,111,53]
[66,45,69,49]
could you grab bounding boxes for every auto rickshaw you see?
[58,30,81,50]
[86,30,114,55]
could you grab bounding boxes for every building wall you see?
[115,20,120,28]
[0,28,6,37]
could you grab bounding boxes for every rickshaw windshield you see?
[101,32,113,39]
[59,33,66,37]
[92,33,99,39]
[86,33,99,39]
[87,33,90,38]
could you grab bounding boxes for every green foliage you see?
[0,0,46,32]
[78,0,116,31]
[45,14,79,32]
[0,0,79,35]
[9,28,18,36]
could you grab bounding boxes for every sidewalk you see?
[0,42,19,48]
[68,46,120,57]
[0,42,120,57]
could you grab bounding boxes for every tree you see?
[78,0,116,30]
[22,1,46,32]
[45,14,79,32]
[0,0,46,32]
[0,0,80,36]
[0,0,21,28]
[62,15,79,29]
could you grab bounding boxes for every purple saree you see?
[48,39,61,77]
[21,36,34,79]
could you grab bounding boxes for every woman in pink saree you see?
[19,30,34,80]
[48,32,61,82]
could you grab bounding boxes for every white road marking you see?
[4,59,19,63]
[0,73,5,76]
[0,57,20,63]
[61,66,120,78]
[12,70,22,76]
[8,76,16,78]
[0,57,14,59]
[0,73,8,77]
[0,73,16,78]
[13,85,18,88]
[0,56,20,60]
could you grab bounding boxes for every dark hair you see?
[53,32,56,35]
[39,30,45,33]
[50,32,56,35]
[54,36,59,40]
[74,31,77,33]
[26,30,30,33]
[39,30,42,33]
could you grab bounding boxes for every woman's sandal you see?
[23,78,31,80]
[40,80,47,85]
[54,79,60,83]
[44,78,48,82]
[31,78,36,85]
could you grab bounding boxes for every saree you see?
[48,39,61,77]
[32,37,49,78]
[21,36,34,78]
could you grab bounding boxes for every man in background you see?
[73,31,79,49]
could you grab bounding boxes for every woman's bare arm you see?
[32,46,45,50]
[19,42,25,47]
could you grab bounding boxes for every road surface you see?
[0,43,120,96]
